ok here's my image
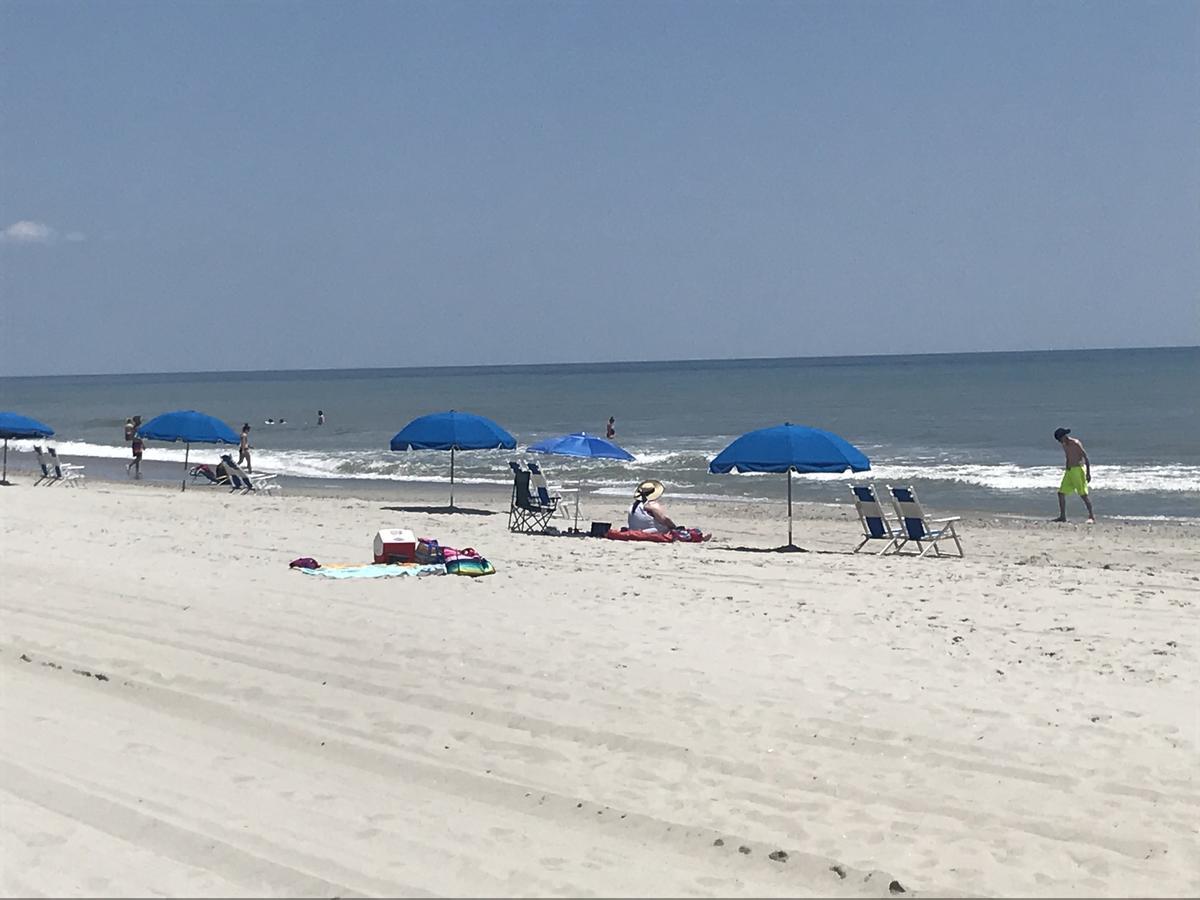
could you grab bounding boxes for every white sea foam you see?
[12,440,1200,496]
[588,486,771,503]
[799,463,1200,494]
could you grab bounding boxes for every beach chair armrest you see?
[931,516,960,523]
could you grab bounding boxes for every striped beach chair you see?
[850,483,901,554]
[887,484,964,558]
[45,447,86,487]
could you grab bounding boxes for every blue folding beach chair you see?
[508,461,559,534]
[32,445,55,485]
[526,461,568,520]
[850,484,901,554]
[887,484,964,558]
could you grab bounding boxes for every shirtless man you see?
[1053,427,1095,523]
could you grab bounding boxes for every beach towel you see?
[297,563,446,579]
[605,528,709,543]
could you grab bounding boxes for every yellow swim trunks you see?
[1059,466,1088,495]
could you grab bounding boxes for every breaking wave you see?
[10,440,1200,496]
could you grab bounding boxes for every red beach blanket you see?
[605,528,709,543]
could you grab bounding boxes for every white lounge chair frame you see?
[223,459,279,495]
[47,448,86,487]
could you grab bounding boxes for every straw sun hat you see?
[635,479,665,502]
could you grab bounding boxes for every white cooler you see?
[373,528,417,564]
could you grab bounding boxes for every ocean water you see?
[3,347,1198,518]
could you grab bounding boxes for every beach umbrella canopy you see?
[709,423,870,549]
[138,410,239,445]
[528,431,635,532]
[527,432,635,462]
[389,410,516,507]
[0,411,55,484]
[137,410,239,491]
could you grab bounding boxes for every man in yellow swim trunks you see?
[1053,427,1095,523]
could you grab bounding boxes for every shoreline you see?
[6,450,1198,529]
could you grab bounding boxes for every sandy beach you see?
[1,477,1197,897]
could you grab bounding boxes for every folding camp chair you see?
[526,461,569,520]
[886,484,964,557]
[850,484,901,554]
[32,445,56,485]
[47,447,86,487]
[508,462,558,534]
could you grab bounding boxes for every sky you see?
[1,1,1197,376]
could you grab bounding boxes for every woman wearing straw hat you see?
[628,479,677,534]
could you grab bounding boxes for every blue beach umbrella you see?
[527,432,635,462]
[0,411,55,485]
[137,410,240,491]
[389,410,516,507]
[528,431,635,531]
[710,422,871,550]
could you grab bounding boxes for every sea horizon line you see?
[1,342,1196,382]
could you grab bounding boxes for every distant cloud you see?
[0,220,86,244]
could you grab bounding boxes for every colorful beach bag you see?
[416,538,445,565]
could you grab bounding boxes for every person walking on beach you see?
[606,416,616,439]
[1053,427,1095,523]
[126,416,143,477]
[238,423,253,473]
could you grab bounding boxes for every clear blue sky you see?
[2,0,1197,376]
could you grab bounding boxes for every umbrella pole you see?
[787,468,793,548]
[449,447,455,508]
[574,478,582,533]
[182,444,190,492]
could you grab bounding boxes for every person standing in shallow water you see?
[606,416,616,439]
[1053,427,1095,523]
[238,423,253,473]
[127,416,143,477]
[317,410,325,426]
